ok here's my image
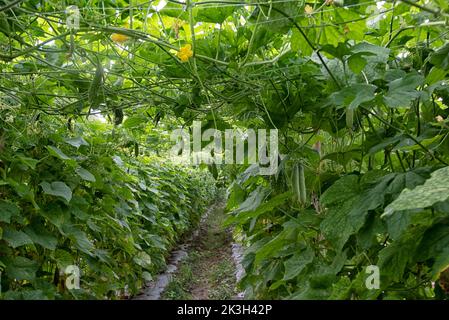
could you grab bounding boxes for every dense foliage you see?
[0,112,216,298]
[1,0,449,300]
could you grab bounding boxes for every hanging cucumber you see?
[298,163,307,205]
[346,108,354,129]
[292,163,307,205]
[292,163,300,204]
[88,62,104,110]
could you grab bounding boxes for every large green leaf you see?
[64,137,89,148]
[54,249,74,269]
[75,167,96,182]
[24,224,58,250]
[123,115,147,129]
[254,220,303,265]
[378,227,425,283]
[351,42,390,62]
[0,200,20,223]
[40,181,72,202]
[2,228,34,248]
[321,174,396,250]
[5,256,39,281]
[347,53,368,74]
[231,186,267,215]
[320,175,360,206]
[383,166,449,216]
[62,225,95,255]
[283,248,314,280]
[133,251,152,269]
[383,74,424,108]
[291,28,314,56]
[330,84,377,110]
[46,146,71,160]
[429,43,449,70]
[159,2,189,20]
[226,191,291,225]
[195,1,236,23]
[16,155,39,170]
[417,223,449,278]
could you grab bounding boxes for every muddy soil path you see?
[162,201,240,300]
[134,200,243,300]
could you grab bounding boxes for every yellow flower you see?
[436,115,444,122]
[111,33,130,43]
[177,44,193,62]
[304,5,314,16]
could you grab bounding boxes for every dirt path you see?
[162,201,239,300]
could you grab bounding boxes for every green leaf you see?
[321,150,362,167]
[0,200,20,223]
[16,155,39,170]
[417,223,449,279]
[24,224,58,250]
[54,249,74,269]
[368,135,402,155]
[425,67,448,85]
[321,174,396,250]
[330,84,377,110]
[321,196,359,251]
[133,251,152,269]
[5,256,39,281]
[383,74,424,108]
[383,166,449,217]
[321,42,351,60]
[351,42,390,62]
[232,186,267,214]
[123,115,147,129]
[283,248,314,280]
[21,290,48,300]
[46,146,71,160]
[142,271,153,282]
[76,167,96,182]
[429,43,449,70]
[40,181,72,202]
[378,227,424,282]
[329,276,352,300]
[159,2,189,20]
[321,175,360,206]
[347,53,368,74]
[195,1,236,23]
[291,29,314,56]
[2,228,34,248]
[227,191,291,225]
[6,180,39,209]
[64,137,89,148]
[254,220,300,263]
[62,225,95,255]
